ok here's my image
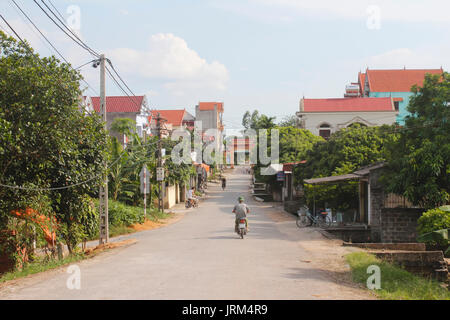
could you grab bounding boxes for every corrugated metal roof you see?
[304,174,360,184]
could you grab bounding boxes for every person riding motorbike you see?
[232,196,250,233]
[221,177,226,190]
[186,187,198,207]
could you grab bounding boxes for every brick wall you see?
[369,167,384,242]
[380,208,423,243]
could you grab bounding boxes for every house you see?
[79,96,94,115]
[225,136,257,167]
[304,163,422,243]
[195,102,225,163]
[89,95,150,145]
[296,97,398,139]
[355,68,443,123]
[195,102,224,132]
[148,109,195,136]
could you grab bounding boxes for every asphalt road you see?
[0,169,370,300]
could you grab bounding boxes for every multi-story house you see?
[356,68,443,123]
[296,97,398,139]
[88,95,151,145]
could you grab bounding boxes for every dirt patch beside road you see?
[261,201,376,299]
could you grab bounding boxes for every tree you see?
[384,72,450,209]
[253,114,276,130]
[111,118,136,136]
[278,127,323,163]
[242,111,251,129]
[278,115,297,127]
[0,31,107,257]
[295,124,396,211]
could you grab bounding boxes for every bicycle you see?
[296,206,332,229]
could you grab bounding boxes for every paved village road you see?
[0,169,372,300]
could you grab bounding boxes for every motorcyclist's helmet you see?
[238,196,244,202]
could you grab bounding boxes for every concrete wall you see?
[370,91,412,124]
[163,185,177,209]
[297,111,397,137]
[195,107,217,131]
[380,208,424,243]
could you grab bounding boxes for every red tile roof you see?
[150,109,186,127]
[358,72,366,94]
[302,97,394,112]
[92,96,144,113]
[366,68,443,92]
[198,102,224,112]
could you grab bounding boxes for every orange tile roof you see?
[302,97,394,112]
[91,96,144,113]
[150,109,186,127]
[358,72,366,94]
[198,102,224,112]
[366,68,443,92]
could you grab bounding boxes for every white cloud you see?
[108,33,229,96]
[361,47,449,70]
[237,0,450,23]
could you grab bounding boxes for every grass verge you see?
[346,252,450,300]
[109,209,172,238]
[0,254,85,283]
[0,209,172,283]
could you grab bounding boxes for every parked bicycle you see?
[296,206,332,228]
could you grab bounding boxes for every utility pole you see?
[156,113,164,213]
[99,54,109,244]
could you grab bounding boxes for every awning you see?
[304,174,360,184]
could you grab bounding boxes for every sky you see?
[1,0,450,130]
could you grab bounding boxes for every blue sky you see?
[2,0,449,129]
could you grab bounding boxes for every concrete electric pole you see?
[156,113,165,213]
[98,54,109,244]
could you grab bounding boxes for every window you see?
[394,101,400,111]
[319,123,331,139]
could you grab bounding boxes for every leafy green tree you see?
[384,72,450,209]
[278,127,323,163]
[111,118,136,136]
[0,31,107,256]
[278,115,298,127]
[242,111,251,129]
[295,124,396,211]
[242,110,277,130]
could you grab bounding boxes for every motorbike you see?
[185,198,198,208]
[237,218,247,239]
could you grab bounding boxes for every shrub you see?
[108,200,145,226]
[417,207,450,246]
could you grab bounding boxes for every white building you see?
[296,97,398,139]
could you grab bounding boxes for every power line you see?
[8,0,99,97]
[0,138,160,191]
[41,0,100,58]
[106,59,138,97]
[105,65,143,110]
[75,59,97,70]
[33,0,99,58]
[33,0,144,110]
